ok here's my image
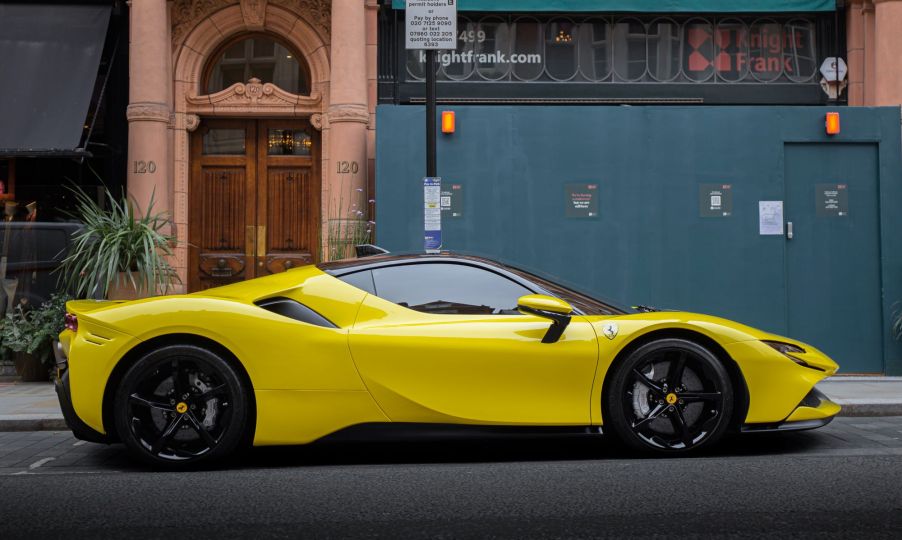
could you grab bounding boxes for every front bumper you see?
[54,365,111,444]
[741,387,840,433]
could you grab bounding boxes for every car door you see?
[346,262,599,425]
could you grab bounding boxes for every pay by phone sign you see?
[406,0,457,50]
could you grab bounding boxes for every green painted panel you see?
[785,144,882,373]
[375,105,902,374]
[391,1,836,13]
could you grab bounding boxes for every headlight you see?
[762,340,809,367]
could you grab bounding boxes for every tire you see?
[113,344,250,469]
[604,338,734,455]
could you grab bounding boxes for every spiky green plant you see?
[56,185,178,299]
[893,302,902,341]
[321,183,372,262]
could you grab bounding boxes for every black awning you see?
[0,3,111,157]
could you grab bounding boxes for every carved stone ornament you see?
[186,114,201,132]
[186,78,322,115]
[126,102,171,123]
[310,113,326,131]
[240,0,267,30]
[171,0,331,49]
[327,104,370,126]
[170,0,233,49]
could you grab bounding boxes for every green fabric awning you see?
[391,1,836,12]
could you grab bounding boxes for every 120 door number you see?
[336,161,359,174]
[133,160,157,174]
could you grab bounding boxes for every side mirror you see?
[517,294,573,344]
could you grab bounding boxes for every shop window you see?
[443,16,477,80]
[613,18,647,82]
[683,19,715,82]
[784,19,817,83]
[475,17,511,81]
[577,19,612,81]
[206,35,309,95]
[0,160,14,201]
[749,20,783,82]
[647,19,681,82]
[512,17,544,81]
[545,19,578,81]
[715,19,749,82]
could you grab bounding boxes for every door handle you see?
[257,225,266,266]
[786,221,793,240]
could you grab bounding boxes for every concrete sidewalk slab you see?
[0,377,900,432]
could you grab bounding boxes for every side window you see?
[337,270,376,295]
[371,263,532,315]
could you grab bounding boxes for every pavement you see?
[0,376,900,432]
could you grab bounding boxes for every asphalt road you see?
[2,417,902,539]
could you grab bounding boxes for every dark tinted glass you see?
[338,270,376,295]
[372,263,531,315]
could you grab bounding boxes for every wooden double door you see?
[189,119,320,291]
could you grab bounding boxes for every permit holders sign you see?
[424,177,442,251]
[406,1,457,50]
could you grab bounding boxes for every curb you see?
[0,416,67,432]
[835,401,902,417]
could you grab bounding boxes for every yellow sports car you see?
[55,252,840,467]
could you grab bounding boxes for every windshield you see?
[497,263,635,316]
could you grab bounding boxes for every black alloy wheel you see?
[605,338,734,454]
[113,344,249,468]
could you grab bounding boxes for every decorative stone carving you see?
[186,78,322,115]
[272,0,331,39]
[170,0,233,49]
[126,102,171,123]
[327,103,370,125]
[310,113,326,131]
[186,114,201,132]
[240,0,267,30]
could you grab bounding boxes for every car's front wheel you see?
[113,344,250,468]
[605,338,733,454]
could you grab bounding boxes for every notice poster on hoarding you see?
[565,183,599,218]
[440,182,463,217]
[758,200,784,235]
[424,177,442,251]
[699,183,733,217]
[816,183,849,217]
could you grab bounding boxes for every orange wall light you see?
[825,112,840,135]
[441,111,455,134]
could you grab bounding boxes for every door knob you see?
[786,221,793,240]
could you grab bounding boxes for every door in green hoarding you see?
[784,143,882,373]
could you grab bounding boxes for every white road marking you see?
[73,440,87,447]
[28,457,55,470]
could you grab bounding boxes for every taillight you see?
[64,313,78,333]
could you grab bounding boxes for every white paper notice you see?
[758,201,784,235]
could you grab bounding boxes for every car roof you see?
[317,251,506,275]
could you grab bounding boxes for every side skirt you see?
[318,423,604,443]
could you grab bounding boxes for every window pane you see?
[715,19,749,82]
[339,270,376,295]
[512,18,544,81]
[475,18,511,81]
[613,19,647,82]
[207,36,307,94]
[267,129,311,156]
[203,128,245,155]
[406,49,426,81]
[784,19,817,82]
[683,19,715,82]
[442,17,476,80]
[372,263,531,315]
[544,19,578,81]
[749,20,783,82]
[578,18,611,81]
[647,19,680,82]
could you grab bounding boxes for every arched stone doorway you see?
[170,1,336,292]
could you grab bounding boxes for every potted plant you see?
[893,303,902,341]
[57,185,178,300]
[0,294,68,381]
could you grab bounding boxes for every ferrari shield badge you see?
[602,322,618,340]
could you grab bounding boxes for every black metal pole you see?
[426,50,437,177]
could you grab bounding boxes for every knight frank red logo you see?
[685,24,808,78]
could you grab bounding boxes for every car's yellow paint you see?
[350,293,598,425]
[61,264,839,446]
[516,294,574,315]
[784,393,842,422]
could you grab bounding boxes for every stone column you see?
[327,0,370,256]
[874,0,902,105]
[126,0,171,215]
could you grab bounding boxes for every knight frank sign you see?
[406,0,457,50]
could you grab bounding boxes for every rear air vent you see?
[255,297,337,328]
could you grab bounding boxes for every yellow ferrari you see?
[55,252,840,467]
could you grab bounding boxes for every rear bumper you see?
[54,368,111,444]
[741,388,840,433]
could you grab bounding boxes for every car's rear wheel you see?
[605,338,733,454]
[113,344,249,468]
